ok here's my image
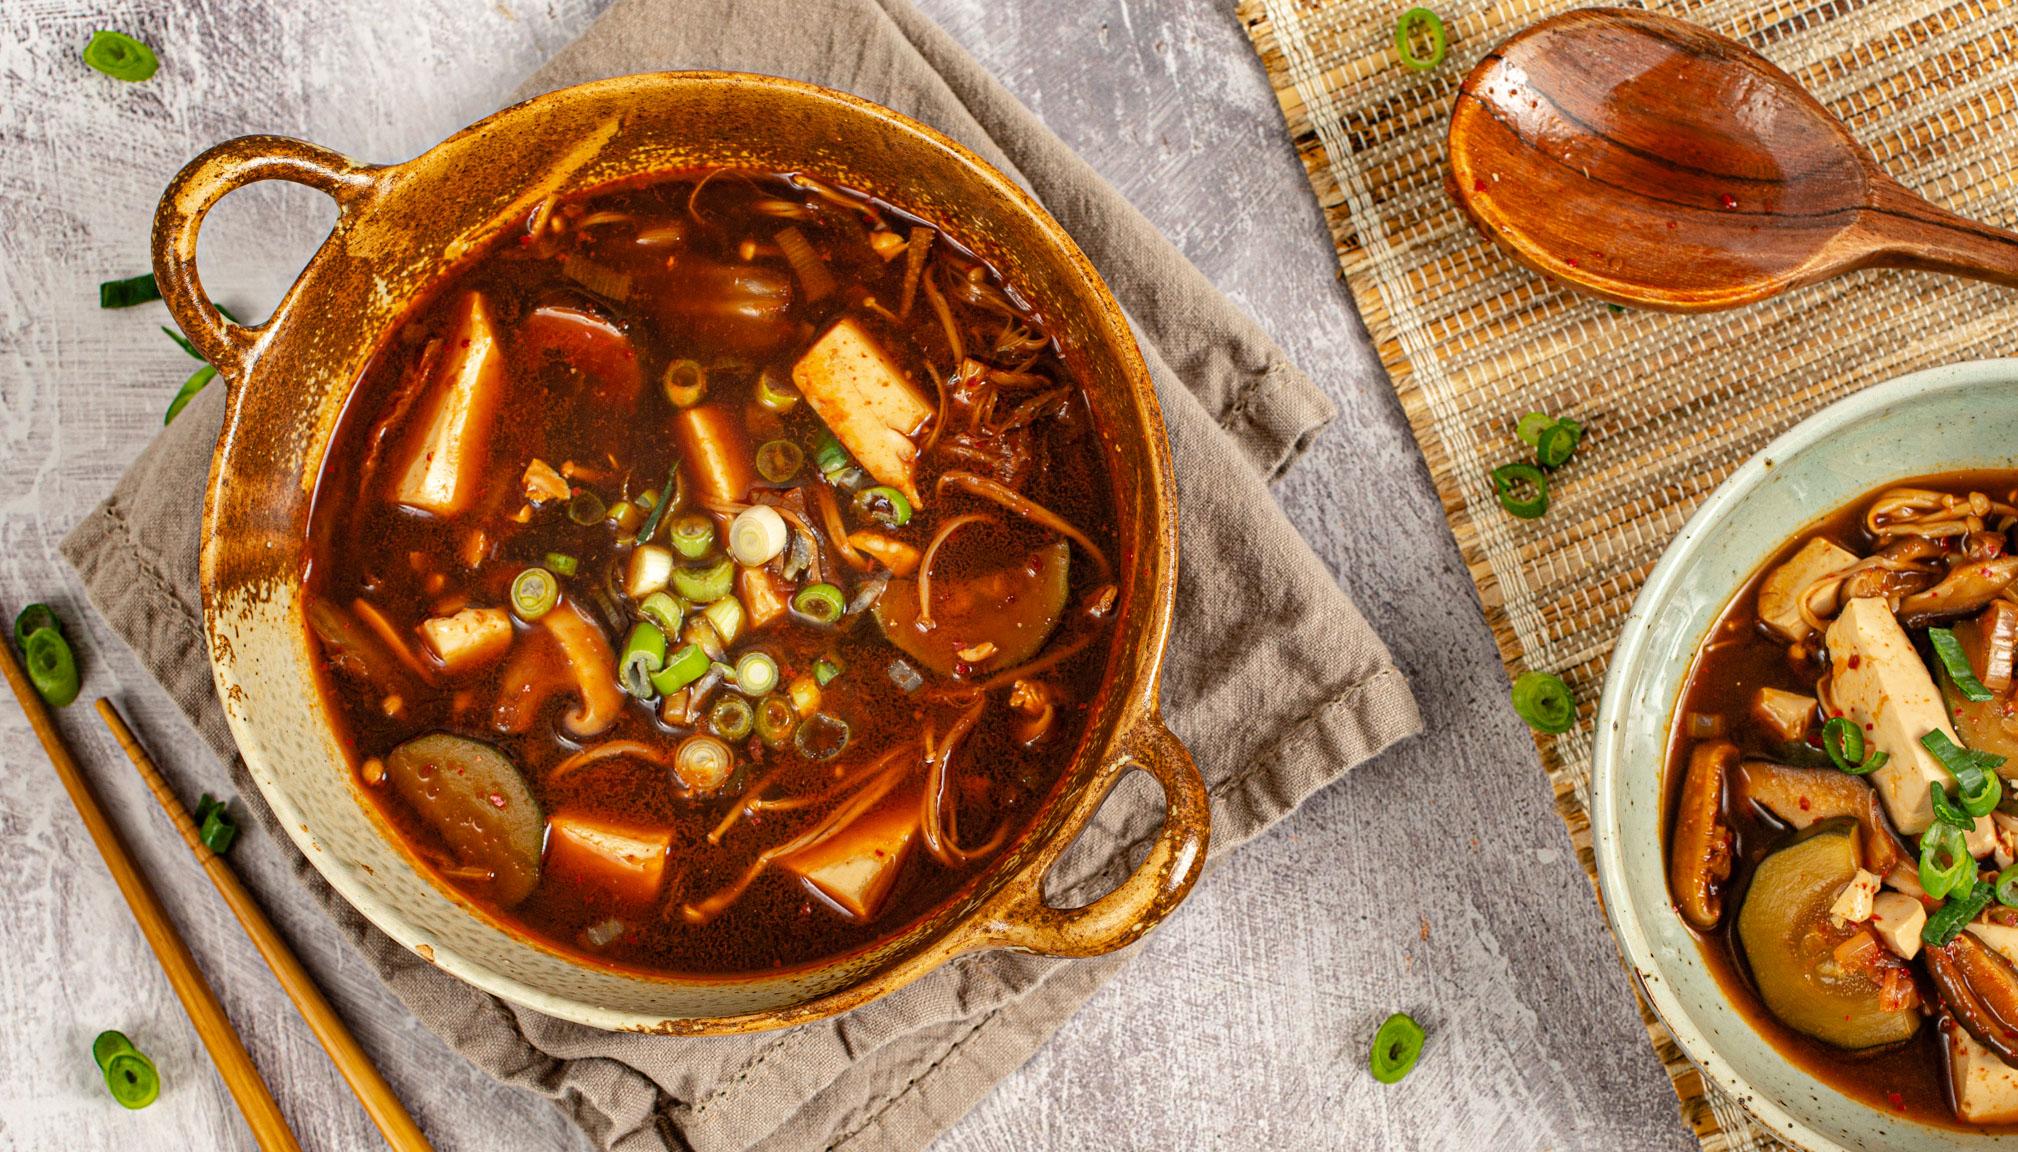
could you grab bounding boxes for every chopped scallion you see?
[813,656,844,686]
[638,591,685,637]
[755,440,803,485]
[855,485,912,527]
[734,652,780,696]
[91,1030,160,1109]
[792,582,847,625]
[709,694,754,741]
[163,364,217,425]
[1931,782,1977,831]
[753,694,798,748]
[663,359,707,407]
[1393,9,1446,71]
[1490,462,1548,519]
[1924,879,1994,947]
[82,30,159,82]
[669,514,715,559]
[1369,1012,1426,1083]
[543,552,580,577]
[1920,822,1977,901]
[619,623,669,698]
[1823,717,1887,776]
[23,627,79,708]
[99,273,161,309]
[649,643,710,696]
[1515,412,1553,447]
[1510,670,1573,734]
[510,568,559,621]
[1932,627,1995,702]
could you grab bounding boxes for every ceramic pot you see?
[1592,359,2018,1150]
[152,71,1207,1033]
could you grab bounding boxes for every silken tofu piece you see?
[792,317,932,507]
[1757,538,1859,642]
[545,812,672,906]
[1949,924,2018,1123]
[395,293,506,516]
[1827,597,1995,850]
[418,607,513,675]
[779,798,920,920]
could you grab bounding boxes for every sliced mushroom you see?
[1927,931,2018,1068]
[1669,740,1737,931]
[490,599,623,737]
[1957,600,2018,692]
[1900,555,2018,629]
[1733,759,1909,877]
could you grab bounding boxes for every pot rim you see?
[168,70,1206,1033]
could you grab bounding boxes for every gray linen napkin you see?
[61,1,1421,1148]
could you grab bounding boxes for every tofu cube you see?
[1750,687,1816,744]
[418,607,513,675]
[1951,1027,2018,1125]
[792,317,932,507]
[545,812,672,906]
[780,799,920,920]
[1757,538,1858,642]
[1869,891,1925,960]
[1828,869,1881,925]
[396,293,506,516]
[1826,597,1994,849]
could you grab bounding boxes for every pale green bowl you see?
[1592,358,2018,1152]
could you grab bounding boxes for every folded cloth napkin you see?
[62,0,1420,1147]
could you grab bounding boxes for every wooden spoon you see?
[1447,7,2018,312]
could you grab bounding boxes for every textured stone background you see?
[0,2,1692,1149]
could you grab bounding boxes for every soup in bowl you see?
[154,72,1207,1031]
[1594,359,2018,1150]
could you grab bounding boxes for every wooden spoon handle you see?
[96,699,436,1152]
[0,643,301,1151]
[1858,178,2018,289]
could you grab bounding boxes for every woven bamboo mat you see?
[1239,0,2018,1148]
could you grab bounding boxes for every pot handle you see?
[965,715,1209,958]
[152,135,383,380]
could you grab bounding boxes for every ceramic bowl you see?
[1592,358,2018,1151]
[150,72,1208,1034]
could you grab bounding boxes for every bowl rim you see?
[1590,356,2018,1152]
[176,69,1195,1033]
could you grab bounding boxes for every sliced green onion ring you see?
[1932,782,1978,831]
[1822,717,1887,776]
[544,552,580,577]
[14,604,60,649]
[672,556,735,604]
[709,694,755,740]
[663,360,707,407]
[619,623,669,698]
[649,643,711,696]
[1536,420,1582,468]
[198,802,237,855]
[813,656,844,686]
[92,1030,160,1109]
[755,440,803,485]
[813,432,850,479]
[734,652,780,696]
[669,514,716,559]
[1998,869,2018,909]
[754,694,799,748]
[1923,729,2005,817]
[82,30,159,82]
[855,485,913,527]
[794,712,851,760]
[1515,412,1553,447]
[1490,462,1549,519]
[1921,822,1978,901]
[793,582,847,625]
[673,734,736,792]
[567,489,607,526]
[756,370,801,413]
[1933,627,1996,702]
[1393,8,1447,72]
[638,591,686,638]
[1925,879,1995,948]
[1369,1012,1426,1083]
[1510,670,1574,734]
[510,568,559,621]
[24,627,80,708]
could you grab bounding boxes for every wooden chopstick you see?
[96,698,436,1152]
[0,636,301,1151]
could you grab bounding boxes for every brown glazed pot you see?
[151,72,1207,1033]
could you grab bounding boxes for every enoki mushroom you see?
[921,697,1008,868]
[936,470,1114,580]
[916,513,995,631]
[1866,488,2018,541]
[680,758,907,924]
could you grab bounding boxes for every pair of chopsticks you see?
[0,631,431,1151]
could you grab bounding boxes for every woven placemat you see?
[1240,0,2018,1148]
